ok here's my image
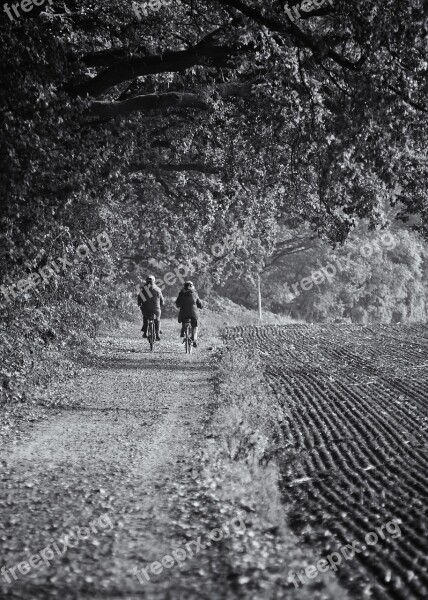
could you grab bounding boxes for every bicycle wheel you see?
[187,323,193,354]
[148,320,154,351]
[184,322,190,354]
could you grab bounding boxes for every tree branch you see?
[130,162,222,174]
[89,83,253,118]
[89,92,208,117]
[387,84,428,114]
[214,0,365,71]
[81,47,136,67]
[70,32,239,97]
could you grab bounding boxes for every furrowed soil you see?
[224,323,428,600]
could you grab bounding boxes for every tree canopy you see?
[1,0,427,286]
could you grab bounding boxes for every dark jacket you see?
[138,284,164,315]
[175,288,203,320]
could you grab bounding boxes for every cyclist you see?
[175,281,203,347]
[138,275,164,341]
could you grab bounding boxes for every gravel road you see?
[0,319,222,600]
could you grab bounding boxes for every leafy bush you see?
[0,282,132,407]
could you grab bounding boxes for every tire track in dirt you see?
[225,323,428,600]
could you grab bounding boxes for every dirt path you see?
[0,319,226,600]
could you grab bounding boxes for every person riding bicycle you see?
[138,275,164,341]
[175,281,203,347]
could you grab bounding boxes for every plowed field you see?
[224,324,428,600]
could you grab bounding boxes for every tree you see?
[1,0,427,291]
[259,228,428,322]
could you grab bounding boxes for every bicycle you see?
[147,314,156,351]
[182,319,193,354]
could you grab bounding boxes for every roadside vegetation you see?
[195,343,349,598]
[0,282,132,442]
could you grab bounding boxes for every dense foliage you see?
[1,1,427,276]
[226,227,428,323]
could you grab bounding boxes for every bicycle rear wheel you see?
[187,323,193,354]
[184,322,191,354]
[148,320,155,351]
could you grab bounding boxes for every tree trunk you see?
[257,273,262,321]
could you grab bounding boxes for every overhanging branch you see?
[387,84,428,114]
[214,0,365,71]
[130,162,222,175]
[89,83,253,118]
[90,92,208,117]
[70,31,239,98]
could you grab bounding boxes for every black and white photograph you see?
[1,1,427,599]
